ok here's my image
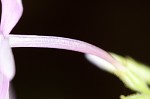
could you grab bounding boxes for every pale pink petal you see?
[0,0,23,37]
[5,91,9,99]
[0,73,9,99]
[8,34,125,70]
[0,38,15,80]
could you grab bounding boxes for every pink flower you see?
[0,0,23,98]
[0,0,124,98]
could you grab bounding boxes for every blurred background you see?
[8,0,150,99]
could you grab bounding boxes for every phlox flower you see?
[1,0,150,99]
[0,0,122,98]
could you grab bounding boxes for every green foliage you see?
[110,53,150,99]
[120,93,150,99]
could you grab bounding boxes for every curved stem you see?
[8,34,124,70]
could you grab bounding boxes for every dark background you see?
[7,0,150,99]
